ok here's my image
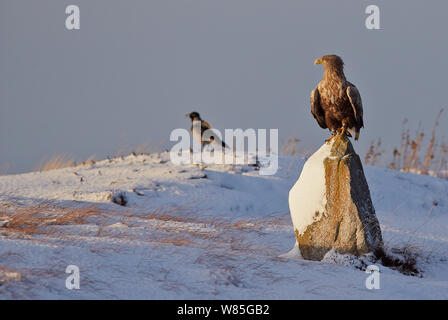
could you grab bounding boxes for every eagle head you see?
[314,55,344,71]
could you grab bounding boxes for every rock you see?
[289,134,383,261]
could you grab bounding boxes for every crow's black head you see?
[186,112,201,120]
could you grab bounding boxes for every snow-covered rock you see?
[289,135,383,260]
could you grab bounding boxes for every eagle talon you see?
[339,125,352,138]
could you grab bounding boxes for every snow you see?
[0,151,447,299]
[288,142,331,235]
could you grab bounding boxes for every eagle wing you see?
[310,87,327,129]
[346,84,364,128]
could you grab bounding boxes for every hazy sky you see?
[1,0,447,174]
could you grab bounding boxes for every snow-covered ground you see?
[0,151,447,299]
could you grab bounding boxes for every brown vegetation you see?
[0,201,103,235]
[366,109,447,179]
[34,154,97,172]
[373,246,421,277]
[0,199,286,258]
[35,155,76,172]
[364,138,384,166]
[0,266,22,285]
[282,138,301,155]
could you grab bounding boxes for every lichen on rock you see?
[289,134,383,261]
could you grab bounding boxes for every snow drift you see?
[0,151,447,299]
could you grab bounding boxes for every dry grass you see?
[115,141,165,158]
[282,138,301,155]
[281,137,314,162]
[364,138,384,166]
[366,109,447,179]
[79,155,96,167]
[373,246,421,277]
[35,154,76,172]
[34,154,98,172]
[0,201,103,235]
[0,199,282,256]
[134,142,154,155]
[117,205,287,254]
[28,141,160,174]
[30,139,164,174]
[127,205,205,224]
[0,266,22,285]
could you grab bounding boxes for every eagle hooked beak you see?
[314,58,323,65]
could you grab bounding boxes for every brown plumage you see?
[311,55,364,141]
